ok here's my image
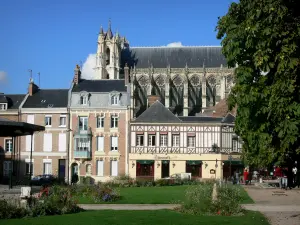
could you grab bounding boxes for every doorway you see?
[58,159,66,181]
[161,160,170,178]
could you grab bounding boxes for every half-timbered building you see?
[129,99,243,180]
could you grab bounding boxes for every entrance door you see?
[161,161,170,178]
[58,159,66,181]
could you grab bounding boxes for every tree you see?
[216,0,300,167]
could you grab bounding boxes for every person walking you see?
[282,168,288,190]
[292,166,297,187]
[243,169,249,185]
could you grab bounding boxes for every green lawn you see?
[3,210,270,225]
[76,185,254,204]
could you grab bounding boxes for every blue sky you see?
[0,0,234,94]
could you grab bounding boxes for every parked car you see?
[162,173,191,180]
[30,174,56,186]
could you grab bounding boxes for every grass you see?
[76,184,254,204]
[3,210,270,225]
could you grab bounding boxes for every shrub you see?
[212,184,243,215]
[0,199,28,219]
[180,183,214,215]
[179,182,244,216]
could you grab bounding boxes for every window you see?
[110,115,118,128]
[75,138,90,151]
[59,133,66,152]
[111,136,118,151]
[5,139,13,152]
[148,134,156,146]
[97,116,104,128]
[45,116,52,126]
[43,133,52,152]
[43,162,52,175]
[59,116,66,127]
[96,160,104,176]
[187,136,195,147]
[172,134,180,147]
[160,134,168,146]
[79,116,88,130]
[0,103,7,110]
[136,134,144,146]
[86,164,92,175]
[25,162,33,175]
[111,95,119,105]
[80,96,88,105]
[3,161,12,177]
[111,160,118,176]
[97,136,104,151]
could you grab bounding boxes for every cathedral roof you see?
[134,100,181,123]
[72,79,127,93]
[121,46,226,68]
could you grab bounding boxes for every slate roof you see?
[134,101,181,123]
[0,94,26,109]
[178,116,224,123]
[23,89,68,108]
[202,98,237,117]
[121,46,227,68]
[222,113,236,124]
[72,79,127,92]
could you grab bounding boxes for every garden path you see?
[243,185,300,225]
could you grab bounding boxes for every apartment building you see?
[68,65,129,183]
[20,80,69,181]
[0,93,26,183]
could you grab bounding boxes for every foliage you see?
[71,184,120,203]
[80,176,94,185]
[0,199,28,219]
[212,184,243,215]
[180,183,245,216]
[216,0,300,167]
[180,183,214,215]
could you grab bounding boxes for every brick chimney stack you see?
[124,63,129,86]
[28,78,39,96]
[148,95,160,107]
[73,64,81,85]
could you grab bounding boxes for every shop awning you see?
[137,160,154,165]
[186,160,202,165]
[223,160,244,166]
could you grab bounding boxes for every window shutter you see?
[27,115,34,124]
[26,135,31,152]
[97,136,104,151]
[44,133,52,152]
[97,160,104,176]
[111,161,118,176]
[59,133,66,152]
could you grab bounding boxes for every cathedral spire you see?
[107,19,113,39]
[100,25,104,35]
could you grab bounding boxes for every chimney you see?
[148,95,160,107]
[73,64,81,85]
[124,63,129,85]
[28,78,39,96]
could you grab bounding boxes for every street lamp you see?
[230,134,238,180]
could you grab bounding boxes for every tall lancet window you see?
[106,48,110,65]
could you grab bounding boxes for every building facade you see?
[0,93,26,183]
[68,65,129,183]
[20,80,69,181]
[129,100,243,180]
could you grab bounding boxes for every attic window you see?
[0,103,7,110]
[80,96,88,105]
[111,95,119,105]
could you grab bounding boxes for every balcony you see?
[74,150,91,159]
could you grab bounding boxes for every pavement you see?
[78,204,180,210]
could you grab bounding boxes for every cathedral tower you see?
[94,20,128,80]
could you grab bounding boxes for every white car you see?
[162,173,191,180]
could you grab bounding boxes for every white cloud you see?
[0,71,7,83]
[166,42,183,47]
[81,54,96,79]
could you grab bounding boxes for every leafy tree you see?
[216,0,300,167]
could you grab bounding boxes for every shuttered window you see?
[111,161,118,176]
[96,160,104,176]
[97,136,104,151]
[59,133,66,152]
[43,133,52,152]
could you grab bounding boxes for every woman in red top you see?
[243,169,249,185]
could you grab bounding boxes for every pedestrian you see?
[235,170,240,184]
[292,166,297,187]
[243,169,249,185]
[282,168,288,190]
